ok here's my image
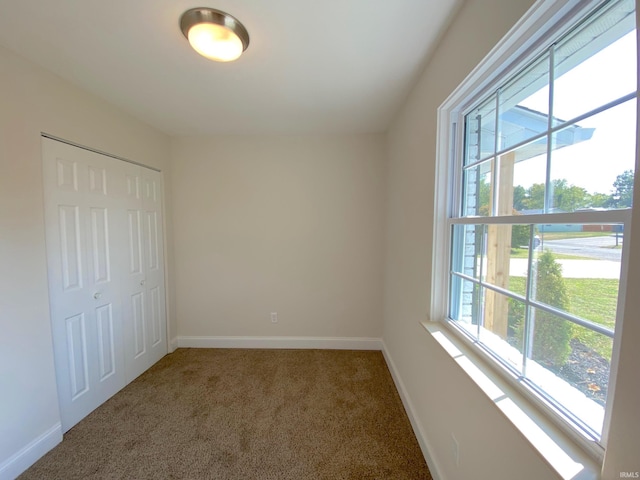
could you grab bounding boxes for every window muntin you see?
[464,95,497,165]
[498,53,551,152]
[447,0,636,444]
[549,99,637,212]
[449,222,623,438]
[553,0,637,123]
[462,161,493,216]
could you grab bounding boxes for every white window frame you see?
[432,0,635,461]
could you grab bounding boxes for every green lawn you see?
[507,276,618,360]
[509,248,590,260]
[564,278,617,360]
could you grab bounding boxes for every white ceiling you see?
[0,0,459,135]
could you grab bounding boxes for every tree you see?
[588,192,611,209]
[513,185,527,211]
[522,183,545,211]
[515,179,599,212]
[610,170,634,208]
[477,174,491,216]
[551,180,589,212]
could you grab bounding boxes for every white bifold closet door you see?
[42,138,167,432]
[120,161,167,383]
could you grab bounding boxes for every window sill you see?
[421,320,601,480]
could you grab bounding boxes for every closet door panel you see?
[141,170,167,365]
[43,139,126,432]
[121,163,150,382]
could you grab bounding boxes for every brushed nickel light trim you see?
[180,7,250,62]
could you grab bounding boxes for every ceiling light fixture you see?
[180,7,250,62]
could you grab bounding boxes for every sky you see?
[512,31,637,194]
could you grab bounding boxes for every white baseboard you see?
[0,423,62,480]
[176,335,383,351]
[381,342,443,480]
[169,337,178,353]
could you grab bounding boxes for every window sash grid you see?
[544,45,556,214]
[449,209,631,225]
[491,91,501,217]
[523,225,535,370]
[529,299,615,338]
[476,225,486,337]
[461,90,637,170]
[450,270,616,338]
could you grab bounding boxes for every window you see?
[435,0,637,454]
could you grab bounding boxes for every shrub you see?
[509,250,572,368]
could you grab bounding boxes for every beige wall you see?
[381,0,640,478]
[171,135,386,340]
[0,44,174,473]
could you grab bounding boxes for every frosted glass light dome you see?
[180,8,249,62]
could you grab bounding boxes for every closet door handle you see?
[93,292,102,300]
[140,280,146,286]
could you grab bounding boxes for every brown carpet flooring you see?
[20,348,431,480]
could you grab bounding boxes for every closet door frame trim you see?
[41,133,161,172]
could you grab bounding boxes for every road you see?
[509,258,620,278]
[540,234,623,262]
[508,234,623,278]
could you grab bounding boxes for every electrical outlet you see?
[270,312,278,323]
[451,434,459,466]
